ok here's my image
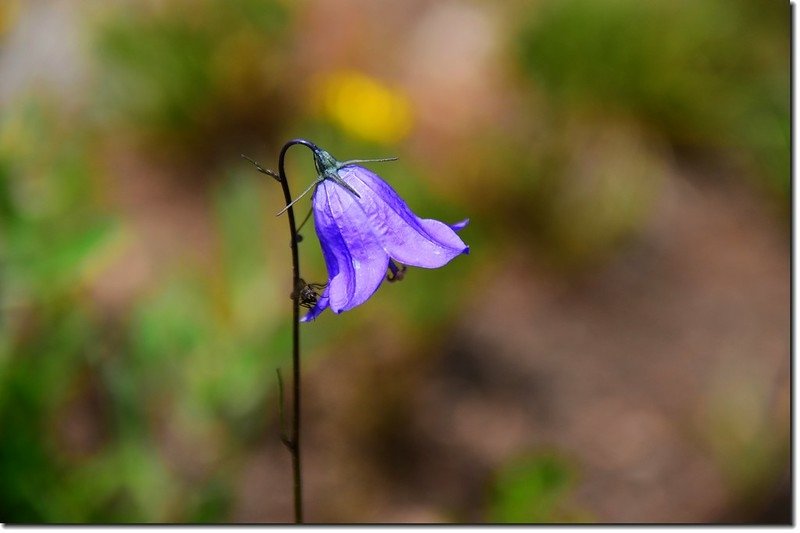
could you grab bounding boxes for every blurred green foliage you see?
[0,101,116,302]
[0,100,120,521]
[489,452,584,523]
[0,101,289,521]
[700,366,790,520]
[515,0,789,198]
[0,2,295,522]
[93,0,291,157]
[452,0,788,271]
[457,120,665,269]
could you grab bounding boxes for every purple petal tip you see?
[451,218,470,231]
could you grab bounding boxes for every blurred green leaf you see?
[92,0,292,156]
[489,452,583,523]
[515,0,789,199]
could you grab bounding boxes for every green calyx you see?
[276,143,399,216]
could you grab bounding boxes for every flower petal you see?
[312,180,389,313]
[341,165,469,268]
[300,285,330,322]
[450,218,470,231]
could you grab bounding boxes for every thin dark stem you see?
[244,140,319,523]
[276,138,319,524]
[276,369,290,449]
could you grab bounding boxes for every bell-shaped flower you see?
[298,146,469,321]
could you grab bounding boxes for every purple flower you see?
[300,147,469,321]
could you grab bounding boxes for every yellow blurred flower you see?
[314,70,413,145]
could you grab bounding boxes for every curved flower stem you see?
[243,141,319,522]
[276,138,319,524]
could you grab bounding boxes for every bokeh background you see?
[0,0,790,524]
